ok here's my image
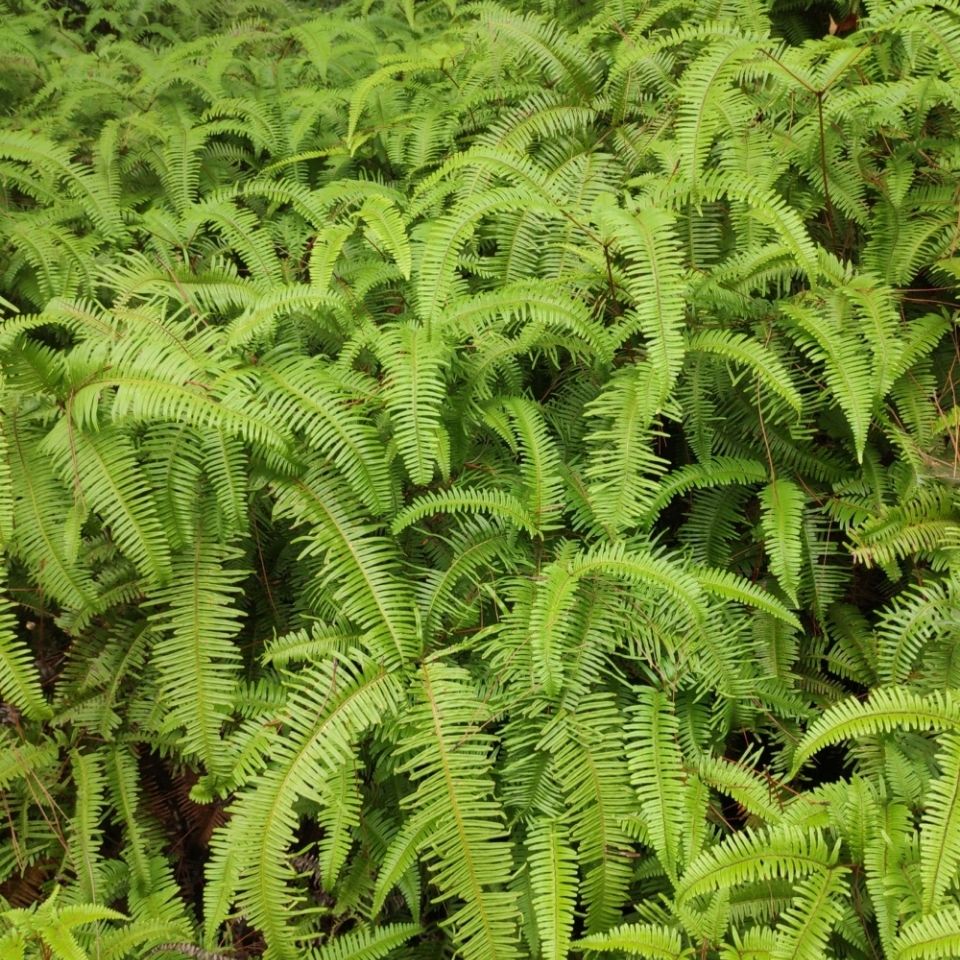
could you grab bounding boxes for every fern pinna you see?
[1,0,960,958]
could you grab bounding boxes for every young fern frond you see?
[309,923,420,960]
[0,581,49,720]
[597,198,687,397]
[378,323,448,488]
[770,866,849,960]
[626,690,687,882]
[675,826,837,907]
[272,467,419,667]
[583,362,670,534]
[392,489,537,538]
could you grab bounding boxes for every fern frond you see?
[894,906,960,960]
[597,198,687,396]
[309,923,420,960]
[0,578,49,720]
[573,921,687,958]
[42,423,171,585]
[675,826,836,906]
[399,661,520,960]
[687,330,802,415]
[790,688,960,778]
[770,866,848,960]
[392,489,537,538]
[543,695,634,933]
[261,350,396,515]
[272,467,419,666]
[378,323,448,487]
[583,362,670,533]
[206,655,401,959]
[67,749,107,905]
[626,690,687,881]
[526,818,577,960]
[919,732,960,914]
[759,478,805,606]
[645,458,768,527]
[693,567,801,628]
[876,577,959,684]
[146,538,244,779]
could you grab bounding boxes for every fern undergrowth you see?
[1,0,960,958]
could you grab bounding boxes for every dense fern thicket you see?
[2,0,960,957]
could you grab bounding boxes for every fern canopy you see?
[1,0,959,958]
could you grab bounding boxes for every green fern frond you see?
[309,923,420,960]
[0,579,49,720]
[573,922,688,958]
[399,661,520,960]
[626,690,687,881]
[206,654,402,959]
[42,422,171,585]
[894,906,960,960]
[583,362,670,533]
[272,467,419,666]
[759,478,805,606]
[146,538,244,779]
[687,330,802,415]
[675,826,836,906]
[790,688,960,778]
[378,323,448,487]
[597,198,687,397]
[392,488,537,538]
[771,866,848,960]
[526,818,577,960]
[919,732,960,914]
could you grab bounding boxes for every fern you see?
[526,819,577,960]
[398,661,520,960]
[760,478,805,606]
[1,1,959,958]
[920,733,960,914]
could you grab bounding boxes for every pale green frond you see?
[894,907,960,960]
[399,661,520,960]
[626,690,687,881]
[919,732,960,914]
[790,688,960,778]
[378,323,448,487]
[770,867,848,960]
[759,478,805,606]
[0,581,49,720]
[272,467,419,666]
[146,538,244,779]
[309,923,420,960]
[573,922,688,958]
[687,330,802,415]
[597,198,687,397]
[676,826,836,906]
[583,362,670,533]
[526,818,577,960]
[207,655,402,960]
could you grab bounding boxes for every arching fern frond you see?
[790,688,960,778]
